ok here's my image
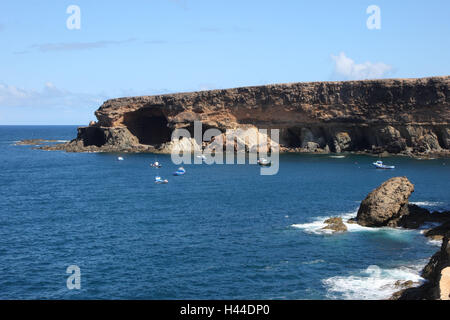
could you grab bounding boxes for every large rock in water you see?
[356,177,415,227]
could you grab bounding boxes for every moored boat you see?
[173,167,186,176]
[257,158,271,166]
[373,160,395,169]
[154,176,168,184]
[151,161,162,168]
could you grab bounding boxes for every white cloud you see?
[0,82,111,124]
[0,82,106,108]
[13,39,137,54]
[331,52,392,80]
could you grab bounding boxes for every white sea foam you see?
[427,238,443,247]
[410,201,445,208]
[301,259,326,265]
[323,264,425,300]
[291,209,399,235]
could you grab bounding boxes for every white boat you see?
[330,155,346,159]
[150,161,162,168]
[373,160,395,169]
[154,176,168,184]
[117,157,124,161]
[257,158,271,166]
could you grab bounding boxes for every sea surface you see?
[0,125,449,300]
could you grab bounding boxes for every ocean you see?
[0,125,449,299]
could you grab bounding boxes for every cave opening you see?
[123,108,172,146]
[280,128,303,148]
[83,127,107,147]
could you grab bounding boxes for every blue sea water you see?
[0,126,449,300]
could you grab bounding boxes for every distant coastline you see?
[22,76,448,159]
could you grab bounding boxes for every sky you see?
[0,0,449,124]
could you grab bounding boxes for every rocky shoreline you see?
[322,176,450,300]
[34,138,450,159]
[18,76,449,157]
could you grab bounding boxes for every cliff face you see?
[394,233,450,300]
[47,76,450,155]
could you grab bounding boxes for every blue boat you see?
[173,167,186,176]
[373,160,395,169]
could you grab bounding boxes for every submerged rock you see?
[393,280,415,290]
[322,217,347,233]
[356,177,415,227]
[390,281,419,300]
[16,139,58,146]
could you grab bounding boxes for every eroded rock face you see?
[333,132,352,153]
[356,177,415,227]
[42,76,450,155]
[159,137,201,154]
[206,126,278,153]
[439,267,450,300]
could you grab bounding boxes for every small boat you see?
[173,167,186,176]
[257,158,271,166]
[150,161,162,168]
[117,157,124,161]
[154,176,168,184]
[330,155,346,159]
[373,160,395,169]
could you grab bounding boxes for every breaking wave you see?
[410,201,446,210]
[322,264,425,300]
[291,209,410,235]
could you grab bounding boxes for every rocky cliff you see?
[349,177,450,300]
[393,233,450,300]
[44,76,450,155]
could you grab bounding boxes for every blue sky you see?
[0,0,449,124]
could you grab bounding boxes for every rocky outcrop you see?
[356,178,450,228]
[206,126,279,153]
[354,177,450,300]
[40,76,449,155]
[425,221,450,241]
[16,139,58,146]
[356,177,415,227]
[322,217,347,233]
[40,126,158,153]
[394,233,450,300]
